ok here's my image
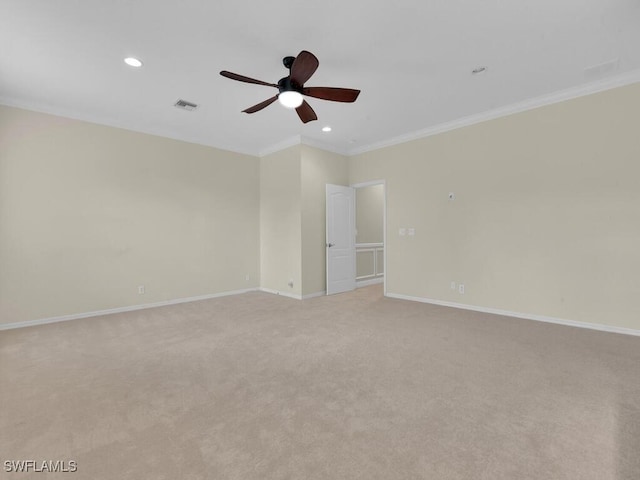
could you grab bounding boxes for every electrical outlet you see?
[138,285,145,295]
[288,279,294,288]
[245,274,250,281]
[458,284,465,294]
[451,281,456,290]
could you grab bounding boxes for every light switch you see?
[408,228,415,236]
[399,228,406,236]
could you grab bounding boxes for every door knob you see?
[327,243,335,248]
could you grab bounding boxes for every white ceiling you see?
[1,0,639,156]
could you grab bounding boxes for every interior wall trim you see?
[357,278,384,288]
[0,97,258,157]
[258,287,302,300]
[259,135,349,157]
[259,135,302,157]
[349,68,640,155]
[299,136,349,157]
[302,291,327,300]
[4,69,640,159]
[385,292,640,337]
[0,288,259,331]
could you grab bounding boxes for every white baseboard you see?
[0,288,259,331]
[385,293,640,337]
[357,277,384,288]
[302,291,326,299]
[258,287,302,300]
[257,288,326,300]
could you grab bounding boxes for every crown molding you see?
[259,135,349,158]
[300,136,349,156]
[348,68,640,156]
[5,67,640,160]
[258,135,302,157]
[0,96,259,157]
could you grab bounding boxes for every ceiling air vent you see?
[174,99,198,111]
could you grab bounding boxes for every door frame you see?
[351,180,387,296]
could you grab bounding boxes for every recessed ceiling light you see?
[472,66,487,75]
[322,126,332,132]
[124,57,143,68]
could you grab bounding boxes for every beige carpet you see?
[1,285,639,479]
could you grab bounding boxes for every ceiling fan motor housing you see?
[278,76,302,94]
[278,55,303,93]
[282,56,296,69]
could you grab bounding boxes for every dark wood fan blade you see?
[242,95,278,114]
[295,100,317,124]
[220,71,277,88]
[290,51,319,86]
[302,87,360,103]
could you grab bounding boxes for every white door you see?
[326,184,356,295]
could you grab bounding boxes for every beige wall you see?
[356,184,384,244]
[356,250,376,277]
[4,81,640,331]
[259,145,302,296]
[300,145,349,296]
[0,105,260,325]
[349,82,640,330]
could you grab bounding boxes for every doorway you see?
[353,181,386,294]
[325,181,386,296]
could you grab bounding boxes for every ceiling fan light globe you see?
[278,91,303,109]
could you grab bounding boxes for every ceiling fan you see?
[220,50,360,124]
